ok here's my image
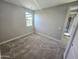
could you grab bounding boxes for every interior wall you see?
[35,6,67,40]
[34,2,77,40]
[0,1,34,43]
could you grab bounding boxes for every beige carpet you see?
[0,34,64,59]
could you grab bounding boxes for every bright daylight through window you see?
[25,12,32,27]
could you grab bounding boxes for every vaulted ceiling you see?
[3,0,77,10]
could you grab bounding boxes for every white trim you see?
[0,32,33,45]
[64,15,78,59]
[36,32,61,42]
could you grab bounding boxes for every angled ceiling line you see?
[32,0,41,10]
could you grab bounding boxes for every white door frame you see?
[63,15,78,59]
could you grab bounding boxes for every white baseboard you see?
[36,32,61,42]
[0,32,33,45]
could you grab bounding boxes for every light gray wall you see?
[35,6,67,40]
[34,2,77,40]
[0,1,34,43]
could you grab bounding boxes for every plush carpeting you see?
[0,34,64,59]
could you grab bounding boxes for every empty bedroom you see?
[0,0,78,59]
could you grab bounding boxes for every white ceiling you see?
[4,0,77,10]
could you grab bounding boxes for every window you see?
[25,12,32,26]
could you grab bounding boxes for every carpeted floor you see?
[0,33,64,59]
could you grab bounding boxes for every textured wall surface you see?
[35,6,67,40]
[0,1,34,43]
[34,2,77,40]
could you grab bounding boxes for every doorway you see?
[62,6,78,47]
